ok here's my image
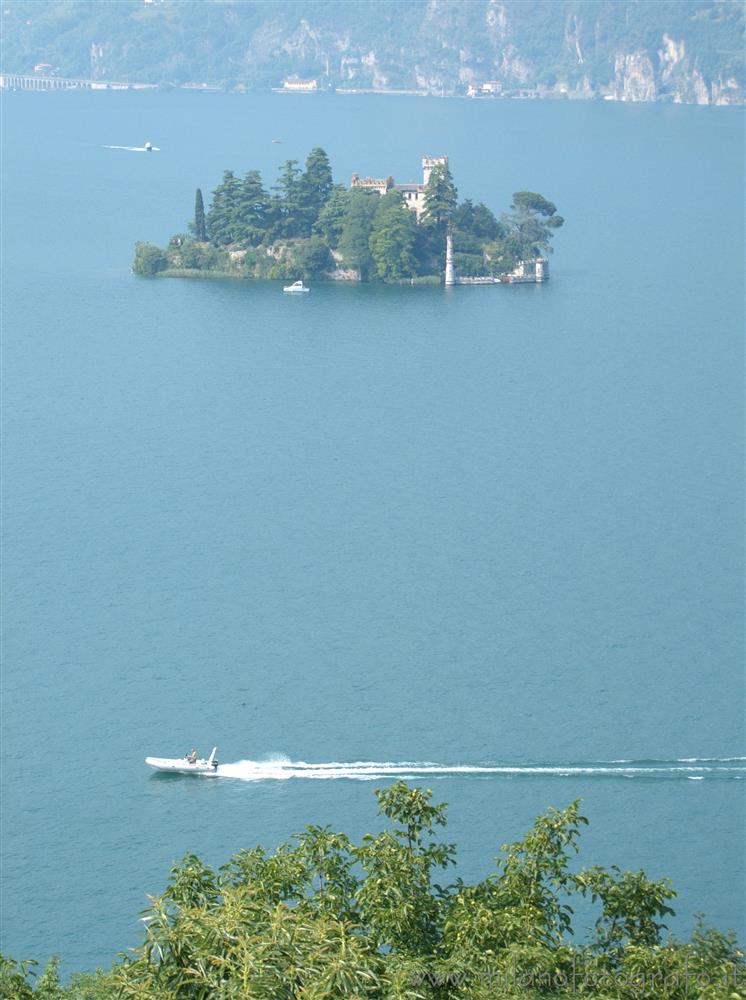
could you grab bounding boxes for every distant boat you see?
[145,747,219,775]
[283,280,310,293]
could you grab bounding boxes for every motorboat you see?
[283,280,310,293]
[145,747,219,775]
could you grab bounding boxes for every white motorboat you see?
[283,280,310,293]
[145,747,219,775]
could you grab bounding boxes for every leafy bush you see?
[4,785,743,999]
[131,242,168,276]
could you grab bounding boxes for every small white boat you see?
[145,747,219,775]
[283,280,310,293]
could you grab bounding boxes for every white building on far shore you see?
[281,76,318,92]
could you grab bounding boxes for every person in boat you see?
[187,748,198,764]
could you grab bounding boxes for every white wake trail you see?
[103,145,160,152]
[214,757,745,783]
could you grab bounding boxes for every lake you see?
[1,89,744,973]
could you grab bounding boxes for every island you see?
[133,148,563,286]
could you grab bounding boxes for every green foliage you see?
[453,200,504,253]
[192,188,206,242]
[5,785,746,999]
[314,185,351,247]
[355,783,455,954]
[270,159,311,239]
[338,188,379,279]
[0,955,36,1000]
[369,192,418,281]
[205,170,242,246]
[453,252,490,277]
[132,241,168,276]
[177,242,219,270]
[234,170,270,246]
[422,162,458,230]
[502,190,565,259]
[30,957,64,1000]
[300,147,334,228]
[292,236,334,280]
[574,865,676,954]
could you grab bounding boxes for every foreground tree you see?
[6,784,743,999]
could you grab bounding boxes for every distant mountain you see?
[2,0,743,105]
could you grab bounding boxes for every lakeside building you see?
[467,80,503,97]
[281,76,318,92]
[350,155,448,218]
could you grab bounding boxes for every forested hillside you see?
[1,0,743,105]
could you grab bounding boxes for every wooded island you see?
[133,148,564,285]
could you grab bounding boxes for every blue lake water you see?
[1,90,744,972]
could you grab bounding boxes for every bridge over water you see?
[0,73,156,91]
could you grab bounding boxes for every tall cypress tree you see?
[194,188,207,242]
[423,163,458,229]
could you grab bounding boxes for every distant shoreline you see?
[1,73,742,106]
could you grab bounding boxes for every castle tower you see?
[422,155,448,186]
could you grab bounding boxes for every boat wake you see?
[214,757,745,783]
[103,144,160,152]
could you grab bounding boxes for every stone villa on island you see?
[350,155,448,218]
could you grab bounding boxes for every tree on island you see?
[234,170,271,246]
[271,159,306,238]
[369,191,417,282]
[132,242,168,275]
[205,170,242,245]
[300,146,334,226]
[5,782,743,999]
[503,190,565,259]
[314,184,352,247]
[193,187,207,242]
[452,198,504,252]
[338,188,379,280]
[423,160,458,229]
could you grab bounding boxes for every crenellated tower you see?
[422,155,448,186]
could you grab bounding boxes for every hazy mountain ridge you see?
[2,0,743,104]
